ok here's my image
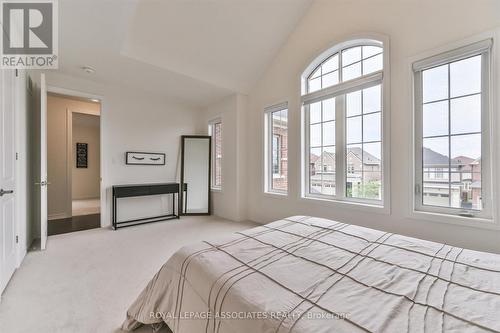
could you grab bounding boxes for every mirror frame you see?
[180,135,212,216]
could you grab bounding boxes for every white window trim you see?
[409,31,500,230]
[264,102,288,196]
[300,35,391,214]
[208,117,223,192]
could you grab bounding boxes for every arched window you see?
[301,38,388,206]
[306,44,382,93]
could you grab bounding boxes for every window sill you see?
[410,210,499,230]
[263,191,288,199]
[299,195,390,215]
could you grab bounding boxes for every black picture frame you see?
[125,152,166,165]
[76,143,88,168]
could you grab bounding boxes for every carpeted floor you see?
[0,216,257,333]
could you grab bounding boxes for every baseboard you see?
[17,247,27,268]
[72,196,100,201]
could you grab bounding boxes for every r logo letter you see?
[28,9,48,48]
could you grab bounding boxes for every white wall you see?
[244,0,500,253]
[202,95,247,221]
[41,72,202,226]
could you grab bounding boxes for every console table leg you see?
[113,195,117,230]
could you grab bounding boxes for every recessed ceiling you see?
[56,0,312,108]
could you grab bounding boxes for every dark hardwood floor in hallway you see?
[48,214,100,236]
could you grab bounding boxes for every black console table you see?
[112,183,180,230]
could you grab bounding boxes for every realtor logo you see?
[1,0,58,68]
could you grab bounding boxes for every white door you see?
[0,69,17,294]
[38,73,48,250]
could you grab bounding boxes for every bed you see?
[122,216,500,333]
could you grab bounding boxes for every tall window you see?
[302,39,387,205]
[209,119,223,190]
[265,103,288,194]
[413,39,492,218]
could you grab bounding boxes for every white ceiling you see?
[57,0,312,108]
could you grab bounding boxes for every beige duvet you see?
[122,216,500,333]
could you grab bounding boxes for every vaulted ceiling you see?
[57,0,313,107]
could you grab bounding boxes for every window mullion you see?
[302,72,382,105]
[414,71,424,210]
[447,64,452,207]
[336,95,346,199]
[305,105,311,196]
[320,100,324,194]
[361,88,365,198]
[268,113,273,191]
[480,51,491,215]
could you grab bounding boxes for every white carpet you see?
[72,198,101,216]
[0,216,257,333]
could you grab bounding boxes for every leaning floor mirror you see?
[180,135,211,215]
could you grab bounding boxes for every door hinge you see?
[16,235,18,243]
[16,152,19,160]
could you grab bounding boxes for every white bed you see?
[122,216,500,333]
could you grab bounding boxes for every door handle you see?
[0,189,14,196]
[35,181,51,186]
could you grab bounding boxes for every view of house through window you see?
[304,41,384,203]
[419,54,483,211]
[266,107,288,193]
[309,97,336,196]
[345,84,382,199]
[209,120,223,189]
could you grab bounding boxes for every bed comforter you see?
[122,216,500,333]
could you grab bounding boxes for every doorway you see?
[46,93,101,236]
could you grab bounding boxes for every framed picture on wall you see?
[76,143,88,168]
[126,152,166,165]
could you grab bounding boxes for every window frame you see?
[208,117,223,191]
[413,39,493,220]
[264,102,289,195]
[300,37,390,211]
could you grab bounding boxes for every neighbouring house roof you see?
[310,154,320,164]
[322,151,335,160]
[423,147,449,166]
[310,148,381,166]
[313,147,478,169]
[423,148,480,168]
[347,147,380,165]
[309,151,334,164]
[470,158,481,165]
